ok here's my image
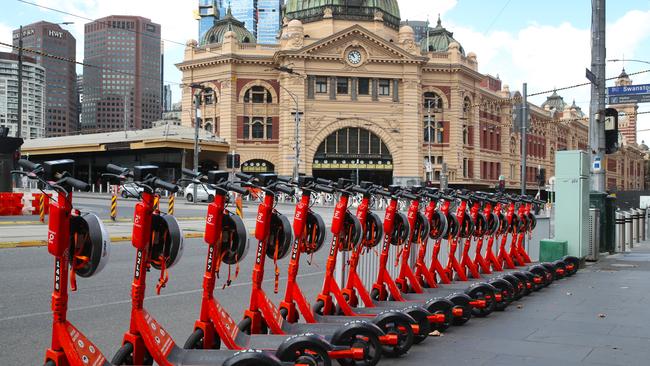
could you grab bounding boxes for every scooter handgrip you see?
[315,184,335,194]
[352,186,368,195]
[402,192,418,200]
[106,163,128,175]
[182,168,200,178]
[277,184,295,195]
[229,184,249,196]
[154,179,179,193]
[315,177,332,186]
[374,189,391,198]
[236,172,254,181]
[18,159,40,171]
[277,175,292,183]
[65,177,91,192]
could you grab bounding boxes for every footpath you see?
[391,240,650,366]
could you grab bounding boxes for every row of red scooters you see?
[17,159,578,366]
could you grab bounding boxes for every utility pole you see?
[589,0,606,192]
[193,87,203,204]
[426,100,433,183]
[520,83,528,195]
[17,26,23,139]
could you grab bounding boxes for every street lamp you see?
[190,83,207,204]
[608,59,650,66]
[15,21,74,138]
[273,67,303,181]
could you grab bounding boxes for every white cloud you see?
[0,22,13,52]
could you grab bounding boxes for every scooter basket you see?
[428,210,449,240]
[485,212,500,235]
[472,213,488,238]
[70,212,111,278]
[150,213,184,270]
[446,213,460,238]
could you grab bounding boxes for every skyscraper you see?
[0,52,46,139]
[198,0,220,42]
[82,16,162,132]
[12,22,77,137]
[227,0,282,44]
[163,84,172,112]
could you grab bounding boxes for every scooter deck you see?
[167,345,247,365]
[280,321,367,335]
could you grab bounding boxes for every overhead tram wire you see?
[16,0,227,61]
[0,41,182,87]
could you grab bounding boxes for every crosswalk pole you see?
[168,194,175,215]
[110,186,117,221]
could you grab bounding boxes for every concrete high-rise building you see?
[227,0,282,44]
[76,75,83,132]
[82,15,162,132]
[12,22,77,137]
[0,52,46,139]
[163,84,172,112]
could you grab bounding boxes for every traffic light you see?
[604,108,619,154]
[226,153,241,169]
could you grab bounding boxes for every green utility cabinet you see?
[540,239,568,262]
[554,151,590,259]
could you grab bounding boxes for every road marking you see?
[0,271,326,322]
[0,232,205,248]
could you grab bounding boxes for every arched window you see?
[243,86,273,103]
[423,121,444,143]
[243,117,273,140]
[204,122,213,133]
[423,92,443,110]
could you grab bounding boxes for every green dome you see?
[421,16,464,55]
[200,8,256,46]
[284,0,401,29]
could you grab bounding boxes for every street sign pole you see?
[588,0,606,192]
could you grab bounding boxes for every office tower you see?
[82,15,162,132]
[0,52,46,139]
[198,0,221,41]
[228,0,282,44]
[163,84,172,112]
[12,22,77,137]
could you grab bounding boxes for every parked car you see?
[120,182,144,199]
[184,183,216,202]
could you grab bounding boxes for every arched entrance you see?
[241,159,275,175]
[313,127,393,186]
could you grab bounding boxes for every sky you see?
[0,0,648,144]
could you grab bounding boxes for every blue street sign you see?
[607,84,650,96]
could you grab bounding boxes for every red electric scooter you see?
[107,165,289,366]
[233,173,386,366]
[277,176,421,356]
[181,169,367,366]
[16,159,111,366]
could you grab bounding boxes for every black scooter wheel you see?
[501,273,524,300]
[553,260,568,279]
[425,298,454,332]
[277,337,332,366]
[488,278,514,311]
[447,293,472,325]
[333,326,382,366]
[563,256,580,276]
[518,271,538,293]
[465,283,496,317]
[223,350,283,366]
[396,306,430,345]
[238,317,268,335]
[540,263,558,283]
[369,288,381,301]
[374,315,414,357]
[112,342,135,365]
[312,299,326,316]
[183,328,221,349]
[529,265,552,287]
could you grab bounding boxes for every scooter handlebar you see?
[236,172,254,181]
[276,184,295,195]
[153,178,179,193]
[227,184,249,196]
[106,163,129,175]
[374,188,391,198]
[64,177,91,192]
[277,175,292,184]
[182,168,200,178]
[18,159,40,172]
[314,184,335,194]
[315,177,333,186]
